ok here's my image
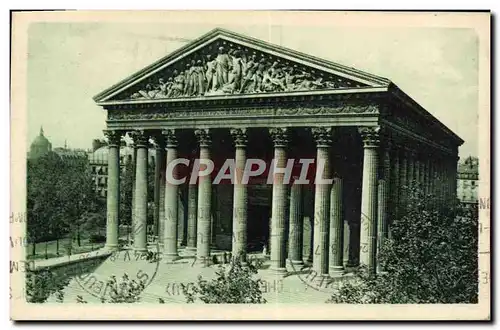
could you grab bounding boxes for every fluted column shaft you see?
[407,150,415,187]
[269,128,289,275]
[163,129,180,261]
[415,155,421,189]
[399,150,408,214]
[153,135,166,242]
[288,181,304,265]
[105,130,121,250]
[131,146,137,245]
[159,165,166,247]
[377,143,390,271]
[312,127,332,278]
[329,177,343,274]
[422,157,429,195]
[231,128,248,262]
[153,142,162,238]
[390,147,400,230]
[186,183,198,250]
[359,127,380,273]
[196,129,212,260]
[132,131,149,252]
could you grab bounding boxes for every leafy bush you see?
[26,269,70,303]
[105,274,146,303]
[181,257,267,304]
[328,187,478,304]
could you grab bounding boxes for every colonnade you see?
[103,126,458,275]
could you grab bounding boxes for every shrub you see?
[181,256,267,304]
[25,269,70,303]
[328,186,478,304]
[105,274,146,303]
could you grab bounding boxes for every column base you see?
[163,253,180,263]
[193,255,212,267]
[286,259,304,270]
[329,265,345,276]
[104,244,119,251]
[269,267,287,277]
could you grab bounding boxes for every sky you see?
[27,21,479,157]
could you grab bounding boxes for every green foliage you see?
[105,274,146,303]
[27,152,104,254]
[25,269,70,303]
[328,187,478,304]
[181,257,267,304]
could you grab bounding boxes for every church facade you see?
[94,28,463,276]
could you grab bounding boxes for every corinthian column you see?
[269,127,289,275]
[195,129,212,261]
[163,129,180,262]
[312,127,332,280]
[186,182,198,251]
[230,128,248,262]
[153,134,166,241]
[377,141,390,271]
[407,148,415,188]
[358,126,380,273]
[399,149,408,211]
[390,145,400,235]
[131,130,149,253]
[329,177,343,275]
[104,130,121,251]
[288,180,304,266]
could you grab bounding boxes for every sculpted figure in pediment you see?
[167,70,185,98]
[214,46,231,89]
[125,42,362,100]
[239,53,257,93]
[205,54,216,92]
[228,49,243,91]
[184,64,192,96]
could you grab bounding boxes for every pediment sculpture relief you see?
[123,40,367,101]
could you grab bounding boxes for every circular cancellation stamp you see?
[75,242,161,302]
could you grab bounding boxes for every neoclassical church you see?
[94,28,463,276]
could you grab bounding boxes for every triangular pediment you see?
[94,28,391,104]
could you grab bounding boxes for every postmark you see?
[75,242,161,302]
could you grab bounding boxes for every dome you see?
[29,127,52,159]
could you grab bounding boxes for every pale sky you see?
[27,22,479,157]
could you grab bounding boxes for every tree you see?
[181,257,267,304]
[27,152,104,256]
[328,186,478,304]
[27,152,65,255]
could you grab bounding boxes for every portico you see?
[95,28,463,275]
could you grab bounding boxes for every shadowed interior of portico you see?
[148,126,364,267]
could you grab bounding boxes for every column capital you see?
[151,133,166,150]
[358,126,380,148]
[103,130,122,146]
[269,127,289,147]
[311,127,333,147]
[230,128,248,147]
[162,129,178,148]
[194,128,211,147]
[130,130,149,147]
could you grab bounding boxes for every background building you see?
[457,156,479,205]
[28,127,52,159]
